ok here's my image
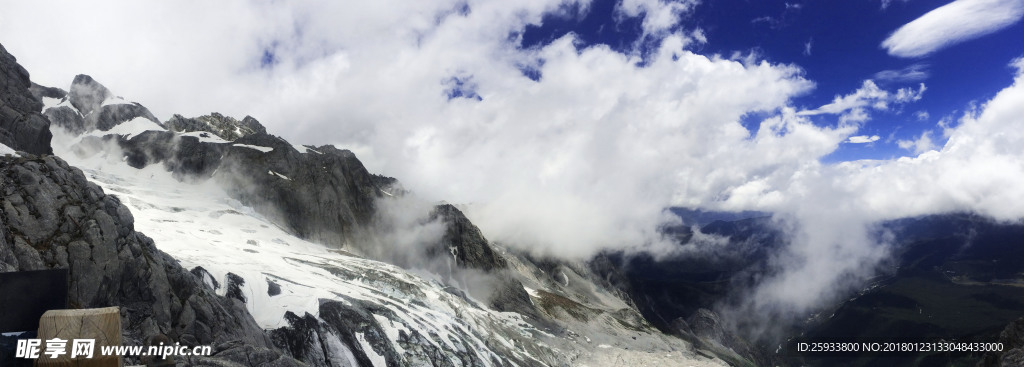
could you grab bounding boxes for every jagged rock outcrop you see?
[42,74,161,134]
[429,204,507,271]
[0,44,52,155]
[28,82,66,101]
[0,154,302,366]
[166,112,268,141]
[215,133,388,247]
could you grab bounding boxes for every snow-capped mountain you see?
[1,42,728,366]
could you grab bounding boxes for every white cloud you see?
[0,0,839,260]
[803,38,813,56]
[615,0,700,38]
[721,58,1024,330]
[897,130,936,153]
[4,0,1024,334]
[873,63,929,83]
[847,135,880,143]
[882,0,1024,58]
[799,80,925,117]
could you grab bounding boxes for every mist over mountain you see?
[2,1,1024,366]
[0,42,744,366]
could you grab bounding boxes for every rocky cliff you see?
[0,44,51,155]
[0,154,301,366]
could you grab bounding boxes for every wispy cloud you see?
[882,0,1024,58]
[879,0,910,10]
[803,37,813,56]
[799,80,925,117]
[873,63,929,83]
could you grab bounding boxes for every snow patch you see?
[0,143,18,156]
[41,97,63,112]
[53,98,82,117]
[373,314,406,356]
[356,332,386,367]
[522,285,540,298]
[287,141,309,154]
[101,96,134,107]
[94,117,164,140]
[268,170,291,180]
[179,131,230,144]
[233,144,274,153]
[324,329,361,367]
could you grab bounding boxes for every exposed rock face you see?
[215,133,387,247]
[429,204,507,271]
[0,44,52,155]
[0,154,301,366]
[28,82,66,101]
[487,275,545,322]
[166,112,268,141]
[117,130,229,178]
[68,74,112,117]
[42,74,161,135]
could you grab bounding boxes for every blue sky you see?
[520,0,1024,162]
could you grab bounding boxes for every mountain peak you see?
[69,74,112,116]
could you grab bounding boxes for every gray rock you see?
[44,105,86,135]
[27,82,66,103]
[0,155,301,367]
[64,74,161,132]
[165,113,267,141]
[429,204,506,271]
[68,74,112,117]
[215,134,387,247]
[0,43,52,155]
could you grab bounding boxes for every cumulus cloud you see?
[721,58,1024,335]
[0,0,837,261]
[615,0,700,37]
[882,0,1024,58]
[897,130,936,153]
[4,0,1024,337]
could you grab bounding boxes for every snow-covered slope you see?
[36,75,725,366]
